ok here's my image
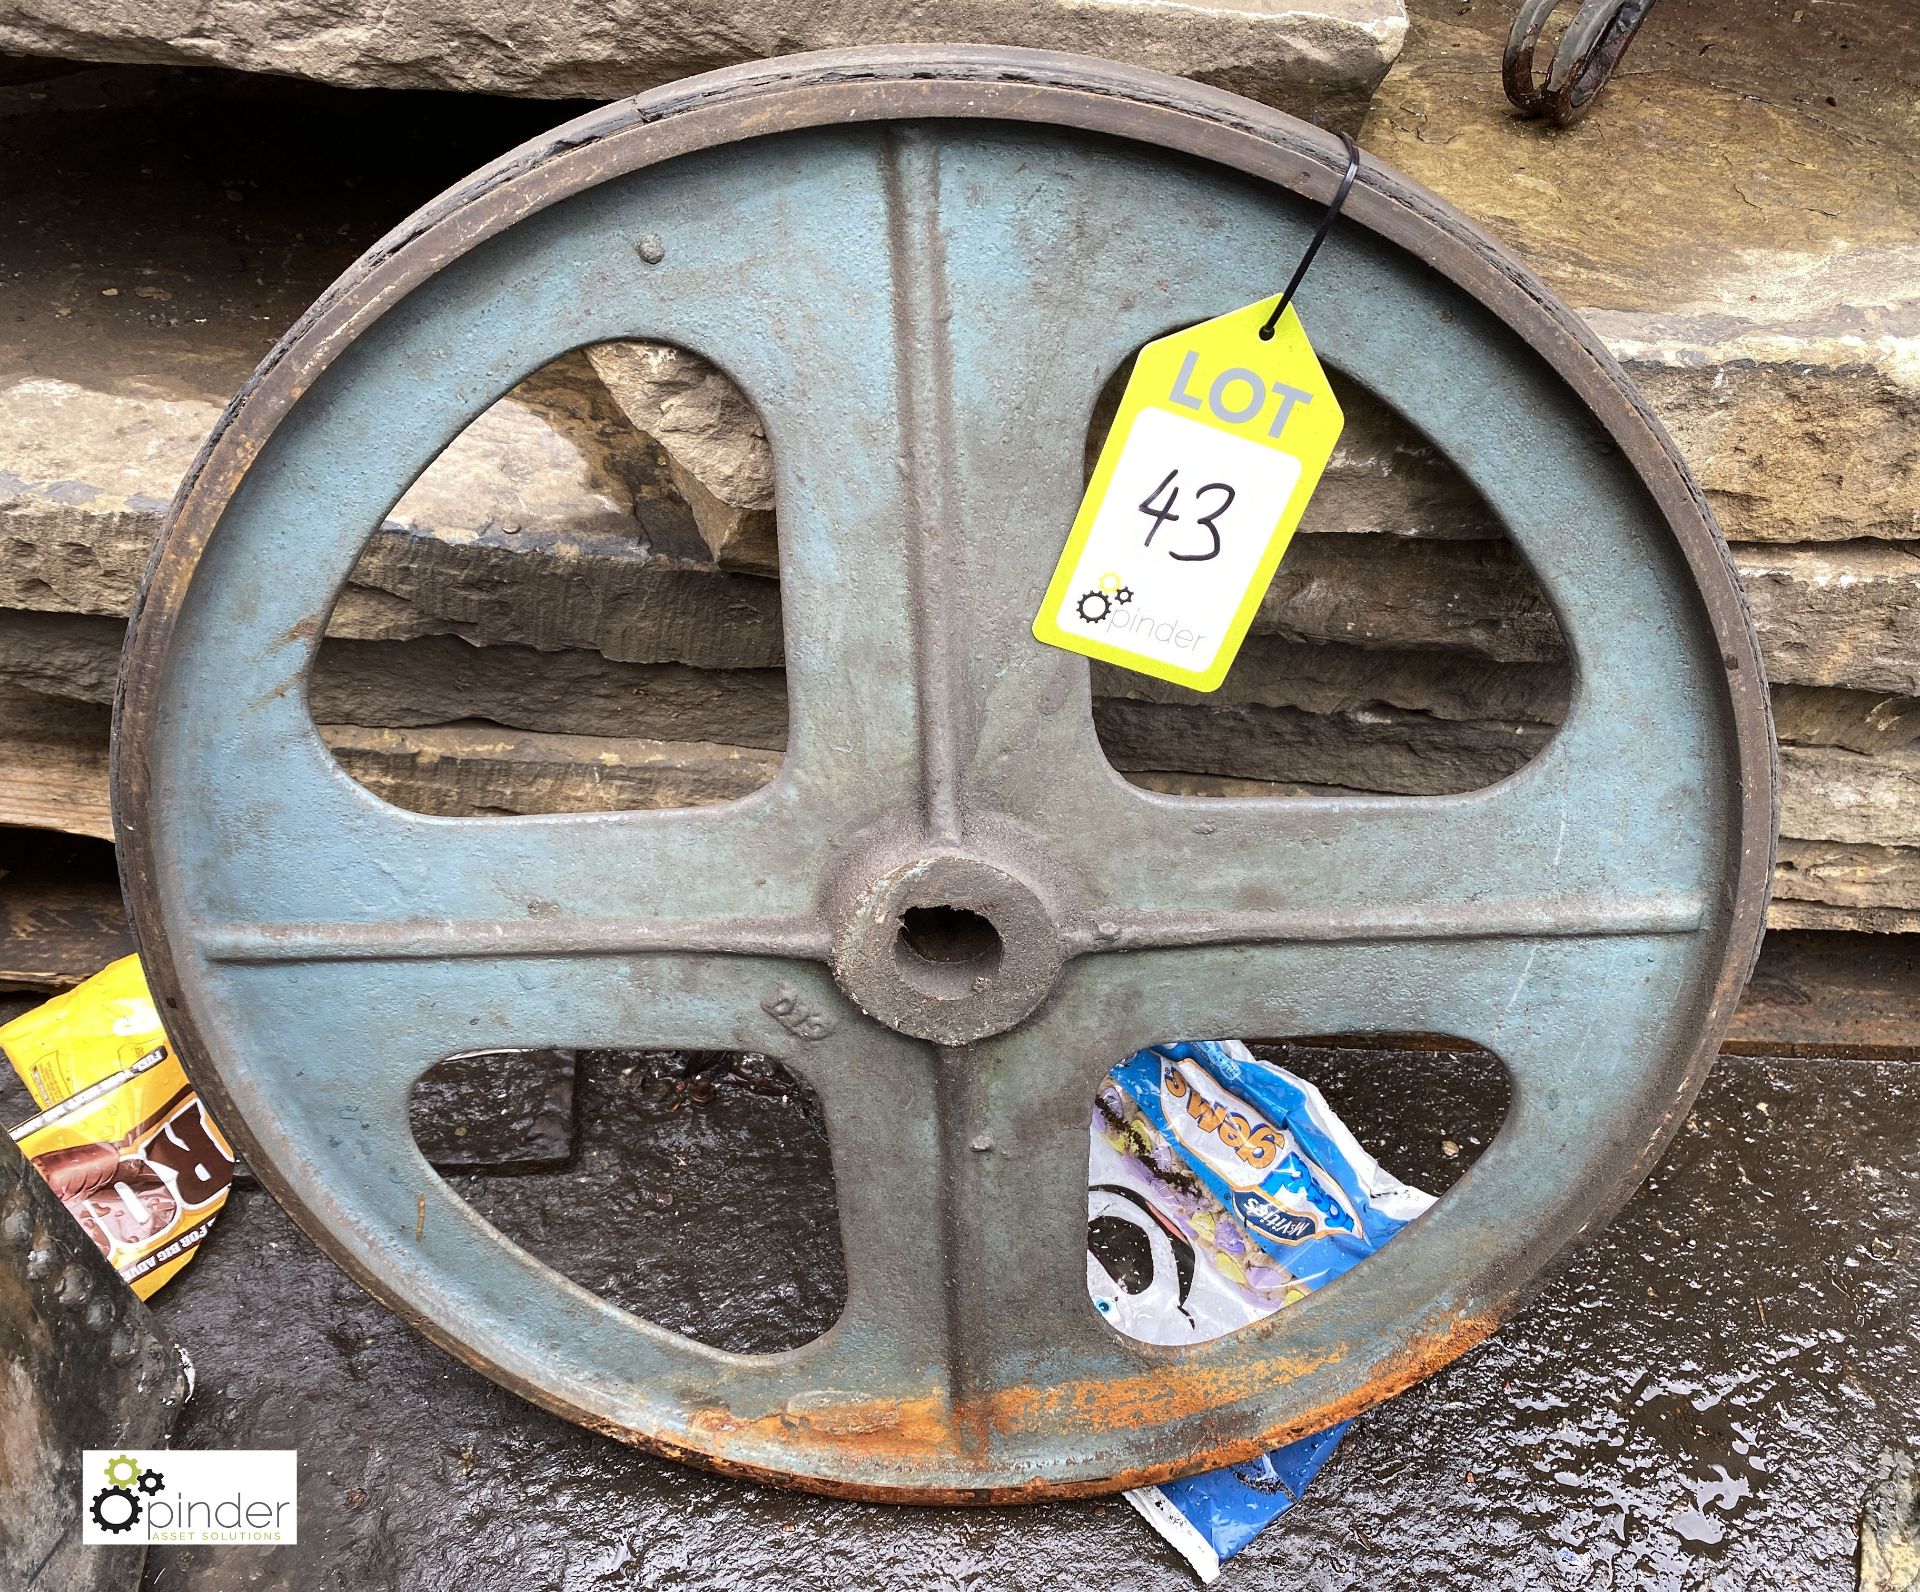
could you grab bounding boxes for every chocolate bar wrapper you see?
[4,956,234,1298]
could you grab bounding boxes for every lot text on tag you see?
[1033,300,1343,691]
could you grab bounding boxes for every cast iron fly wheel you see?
[114,48,1773,1502]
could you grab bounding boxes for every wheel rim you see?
[113,47,1774,1502]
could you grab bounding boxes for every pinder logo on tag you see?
[1074,572,1135,626]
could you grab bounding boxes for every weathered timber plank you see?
[0,685,110,839]
[1722,931,1920,1055]
[0,828,130,989]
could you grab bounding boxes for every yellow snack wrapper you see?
[3,955,234,1298]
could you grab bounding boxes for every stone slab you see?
[1772,685,1920,759]
[585,342,780,575]
[4,68,1914,679]
[1095,695,1549,796]
[320,721,783,816]
[22,607,1919,773]
[0,2,1407,122]
[1358,0,1920,551]
[4,61,1918,932]
[11,672,1915,925]
[1773,839,1920,915]
[1780,742,1920,853]
[14,445,1920,692]
[1767,900,1920,937]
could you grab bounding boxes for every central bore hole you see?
[893,905,1004,1001]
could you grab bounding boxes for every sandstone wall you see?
[1,2,1915,933]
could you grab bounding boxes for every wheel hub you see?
[831,848,1067,1044]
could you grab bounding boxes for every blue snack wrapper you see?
[1124,1423,1351,1581]
[1085,1040,1433,1581]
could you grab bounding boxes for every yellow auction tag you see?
[1033,298,1344,691]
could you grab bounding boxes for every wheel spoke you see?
[1061,932,1715,1085]
[778,1027,957,1405]
[916,974,1158,1429]
[1061,887,1700,955]
[159,729,839,984]
[196,912,829,965]
[767,126,1129,841]
[195,945,848,1099]
[751,971,1171,1455]
[1036,716,1717,964]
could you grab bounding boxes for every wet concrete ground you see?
[103,1045,1918,1591]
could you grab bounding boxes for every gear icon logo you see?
[1076,576,1136,627]
[90,1484,142,1534]
[91,1453,165,1536]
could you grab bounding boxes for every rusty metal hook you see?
[1503,0,1660,126]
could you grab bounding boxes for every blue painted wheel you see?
[113,48,1773,1500]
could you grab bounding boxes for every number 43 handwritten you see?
[1138,469,1231,562]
